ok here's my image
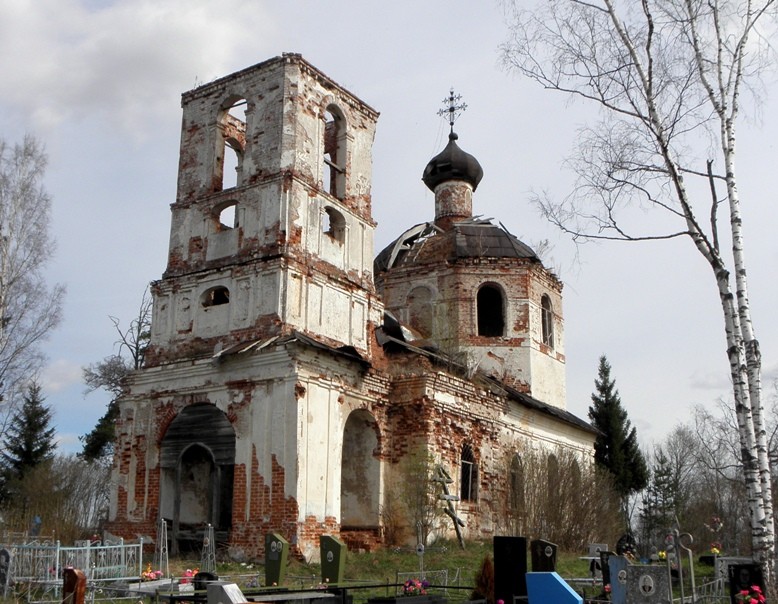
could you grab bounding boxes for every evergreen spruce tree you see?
[639,451,677,549]
[1,381,56,482]
[588,356,648,517]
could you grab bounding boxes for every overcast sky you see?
[1,0,776,454]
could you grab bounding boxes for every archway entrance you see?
[160,403,235,553]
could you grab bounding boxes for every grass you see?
[171,541,605,601]
[1,541,720,604]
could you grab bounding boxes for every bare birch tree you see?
[0,136,65,438]
[501,0,776,580]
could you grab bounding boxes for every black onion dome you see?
[422,132,484,192]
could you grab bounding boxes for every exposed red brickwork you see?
[108,54,594,562]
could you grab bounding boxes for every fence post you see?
[55,541,61,593]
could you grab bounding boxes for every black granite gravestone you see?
[728,563,765,604]
[530,539,557,572]
[494,536,527,604]
[599,551,616,587]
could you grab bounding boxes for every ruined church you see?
[107,53,596,560]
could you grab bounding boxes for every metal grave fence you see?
[5,538,143,592]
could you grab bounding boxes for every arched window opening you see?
[201,286,230,308]
[215,201,237,230]
[323,105,346,199]
[323,206,346,243]
[216,98,247,192]
[541,294,554,348]
[460,444,478,502]
[509,453,524,515]
[477,284,504,337]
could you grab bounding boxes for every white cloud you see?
[0,0,275,137]
[41,359,84,393]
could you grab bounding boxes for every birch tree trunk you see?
[502,0,776,582]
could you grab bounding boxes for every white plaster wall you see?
[529,348,567,410]
[111,348,302,525]
[298,380,341,520]
[281,271,369,348]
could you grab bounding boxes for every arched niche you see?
[340,409,380,528]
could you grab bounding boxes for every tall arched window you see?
[323,105,346,199]
[216,97,247,191]
[541,294,554,348]
[477,284,504,337]
[460,444,478,502]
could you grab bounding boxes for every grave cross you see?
[433,464,465,549]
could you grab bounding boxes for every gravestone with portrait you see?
[320,535,347,584]
[494,536,528,604]
[265,532,289,586]
[728,563,765,604]
[715,556,752,583]
[607,555,629,604]
[530,539,557,572]
[625,565,671,604]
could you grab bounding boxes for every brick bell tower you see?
[146,53,380,366]
[108,54,384,558]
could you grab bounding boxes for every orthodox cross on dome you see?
[437,88,467,132]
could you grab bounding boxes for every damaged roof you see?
[374,217,538,274]
[375,319,596,436]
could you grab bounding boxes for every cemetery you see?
[0,39,772,604]
[0,523,759,604]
